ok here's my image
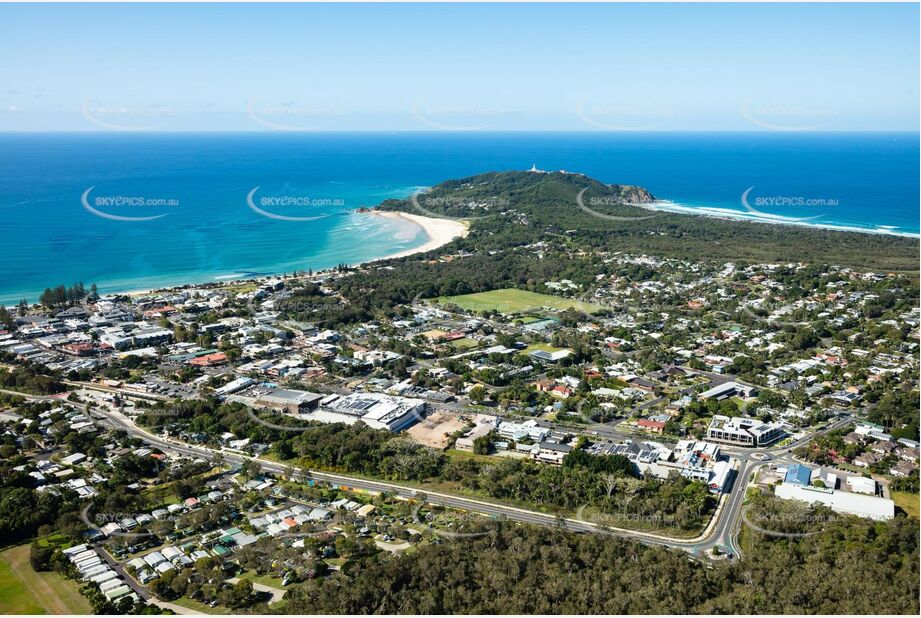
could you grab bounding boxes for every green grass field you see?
[171,596,231,614]
[437,288,603,314]
[892,491,920,519]
[523,343,567,354]
[241,572,286,589]
[0,545,92,614]
[449,337,480,350]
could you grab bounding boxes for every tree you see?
[601,473,619,499]
[29,542,54,571]
[0,305,12,330]
[472,434,492,455]
[469,385,487,404]
[243,460,262,480]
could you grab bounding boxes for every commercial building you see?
[846,476,878,495]
[309,392,424,432]
[774,483,894,520]
[456,423,495,452]
[99,325,173,351]
[707,460,732,493]
[784,463,813,486]
[215,376,255,397]
[698,381,759,401]
[534,441,572,465]
[707,415,785,447]
[496,419,549,443]
[528,348,572,364]
[229,385,323,414]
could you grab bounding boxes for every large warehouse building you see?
[774,483,894,520]
[308,392,425,432]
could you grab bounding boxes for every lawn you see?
[892,491,920,519]
[141,483,179,506]
[0,544,92,614]
[445,449,499,464]
[449,337,480,350]
[170,596,231,614]
[523,343,567,354]
[437,288,603,314]
[242,572,286,589]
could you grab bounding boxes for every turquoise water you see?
[0,132,917,305]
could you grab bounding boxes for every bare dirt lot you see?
[407,412,467,449]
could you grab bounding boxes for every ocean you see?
[0,132,917,305]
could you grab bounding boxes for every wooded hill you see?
[377,170,919,273]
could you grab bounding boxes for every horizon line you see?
[1,129,919,135]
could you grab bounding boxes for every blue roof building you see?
[784,463,813,486]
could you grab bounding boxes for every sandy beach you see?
[79,211,468,302]
[369,211,469,260]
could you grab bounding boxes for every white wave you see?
[638,201,918,238]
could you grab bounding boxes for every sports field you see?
[0,544,92,614]
[437,288,603,314]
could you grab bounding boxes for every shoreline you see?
[1,211,470,305]
[3,194,915,305]
[365,210,469,261]
[123,211,468,296]
[637,200,920,239]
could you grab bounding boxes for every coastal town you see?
[2,0,919,614]
[1,235,917,613]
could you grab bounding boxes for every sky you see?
[0,2,918,132]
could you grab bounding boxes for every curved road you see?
[89,404,750,559]
[18,384,851,561]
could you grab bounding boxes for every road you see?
[31,383,851,561]
[89,404,746,558]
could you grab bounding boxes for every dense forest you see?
[278,494,919,614]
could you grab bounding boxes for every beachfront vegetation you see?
[377,170,918,272]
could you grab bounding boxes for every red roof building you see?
[637,419,667,433]
[189,352,227,367]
